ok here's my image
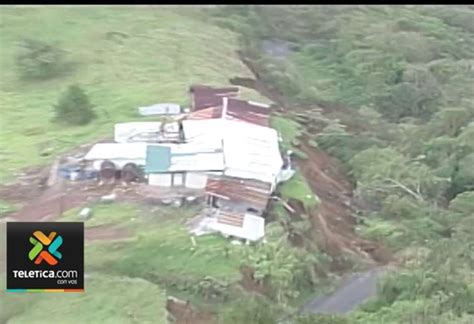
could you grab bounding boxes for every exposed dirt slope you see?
[167,298,217,324]
[231,56,392,265]
[296,138,391,265]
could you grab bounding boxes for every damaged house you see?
[82,85,295,242]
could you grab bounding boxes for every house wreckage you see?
[74,85,295,243]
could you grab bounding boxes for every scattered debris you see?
[79,207,92,220]
[172,198,182,208]
[101,193,116,203]
[138,103,181,116]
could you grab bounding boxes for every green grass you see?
[0,200,17,217]
[60,202,242,282]
[270,115,303,152]
[2,275,168,324]
[278,171,319,208]
[86,219,242,282]
[270,115,318,207]
[0,204,242,321]
[61,203,140,228]
[0,6,258,181]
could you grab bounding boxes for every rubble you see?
[100,193,116,203]
[79,207,92,220]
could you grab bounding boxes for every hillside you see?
[1,5,473,324]
[0,6,263,324]
[211,5,474,323]
[0,6,262,182]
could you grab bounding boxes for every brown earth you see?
[166,298,217,324]
[239,265,265,295]
[296,138,391,265]
[9,179,112,221]
[231,55,392,267]
[1,176,136,241]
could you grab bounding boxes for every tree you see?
[53,85,96,125]
[375,67,442,122]
[452,153,474,194]
[350,147,449,202]
[241,236,324,304]
[449,191,474,215]
[15,39,69,80]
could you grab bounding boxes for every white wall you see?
[148,173,172,187]
[185,172,208,189]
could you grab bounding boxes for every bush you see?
[219,295,283,324]
[53,85,96,125]
[15,39,70,80]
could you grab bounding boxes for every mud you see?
[240,265,265,295]
[166,298,216,324]
[231,55,392,266]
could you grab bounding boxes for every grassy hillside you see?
[1,275,169,324]
[0,6,259,181]
[0,203,243,322]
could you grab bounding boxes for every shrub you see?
[53,85,96,125]
[15,39,70,80]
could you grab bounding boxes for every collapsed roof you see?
[188,97,270,127]
[84,143,149,169]
[192,210,265,242]
[190,84,239,111]
[182,118,283,185]
[205,176,272,212]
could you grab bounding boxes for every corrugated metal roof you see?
[226,98,270,127]
[206,176,272,211]
[114,122,183,143]
[145,145,171,173]
[208,210,265,241]
[187,98,270,127]
[190,85,239,111]
[182,119,283,184]
[187,106,223,120]
[84,143,149,161]
[114,122,162,143]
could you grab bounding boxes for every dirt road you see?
[1,177,134,242]
[302,267,386,314]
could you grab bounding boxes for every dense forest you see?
[210,5,474,323]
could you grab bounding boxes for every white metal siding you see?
[185,172,208,189]
[173,173,184,186]
[148,173,172,187]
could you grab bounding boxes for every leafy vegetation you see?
[83,208,244,307]
[2,5,473,323]
[279,171,318,208]
[53,84,96,125]
[61,203,140,228]
[220,295,283,324]
[0,200,17,217]
[15,38,72,80]
[270,114,302,152]
[211,4,474,322]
